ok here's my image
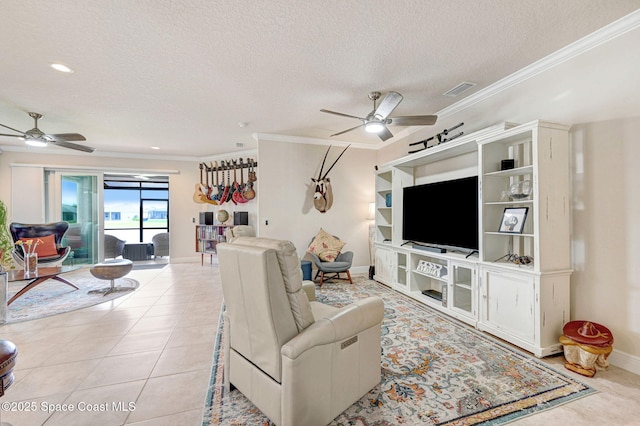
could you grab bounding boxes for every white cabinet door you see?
[374,246,394,286]
[481,268,535,342]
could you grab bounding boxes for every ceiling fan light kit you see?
[25,137,48,147]
[0,111,95,153]
[321,91,437,141]
[365,121,385,133]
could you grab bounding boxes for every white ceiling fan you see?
[321,91,438,141]
[0,112,95,153]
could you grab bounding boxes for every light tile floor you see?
[0,262,639,425]
[1,262,221,425]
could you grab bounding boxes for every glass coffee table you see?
[7,266,81,305]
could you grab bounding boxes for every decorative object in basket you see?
[416,260,448,278]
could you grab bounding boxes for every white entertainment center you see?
[374,120,572,357]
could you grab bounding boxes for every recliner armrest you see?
[302,280,316,301]
[281,296,384,360]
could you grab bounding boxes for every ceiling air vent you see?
[236,142,245,148]
[443,81,477,97]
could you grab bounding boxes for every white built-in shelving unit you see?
[373,120,571,357]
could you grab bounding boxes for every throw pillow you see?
[307,228,345,262]
[20,234,58,259]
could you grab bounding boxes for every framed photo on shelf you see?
[498,207,528,234]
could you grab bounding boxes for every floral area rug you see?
[5,267,139,323]
[202,276,595,425]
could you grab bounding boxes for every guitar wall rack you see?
[201,159,257,172]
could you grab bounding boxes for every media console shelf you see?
[374,120,571,357]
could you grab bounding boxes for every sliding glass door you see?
[46,171,102,265]
[142,199,169,242]
[103,177,169,243]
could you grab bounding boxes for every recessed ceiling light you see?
[238,122,249,128]
[51,63,74,73]
[151,146,160,150]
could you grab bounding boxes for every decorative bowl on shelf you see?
[507,180,531,200]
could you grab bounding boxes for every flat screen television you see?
[402,176,479,251]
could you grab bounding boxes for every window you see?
[104,176,169,243]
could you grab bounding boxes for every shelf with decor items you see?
[409,252,449,304]
[477,120,572,356]
[374,169,393,243]
[372,120,572,357]
[479,120,571,272]
[381,247,479,327]
[195,224,232,265]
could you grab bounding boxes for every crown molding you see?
[9,162,180,174]
[253,132,377,149]
[0,143,255,162]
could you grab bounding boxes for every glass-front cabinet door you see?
[449,261,476,320]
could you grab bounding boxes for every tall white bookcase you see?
[374,120,571,357]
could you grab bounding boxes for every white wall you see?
[256,138,376,271]
[570,116,640,367]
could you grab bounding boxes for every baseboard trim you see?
[350,266,369,275]
[609,348,640,375]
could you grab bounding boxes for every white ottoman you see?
[89,259,134,296]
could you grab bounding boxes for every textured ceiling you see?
[0,0,639,158]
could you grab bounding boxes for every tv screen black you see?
[402,176,478,251]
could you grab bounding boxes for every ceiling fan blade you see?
[51,140,95,153]
[374,91,403,120]
[378,126,394,141]
[330,123,365,137]
[48,133,87,142]
[320,109,365,121]
[0,133,24,138]
[0,122,26,135]
[388,115,438,126]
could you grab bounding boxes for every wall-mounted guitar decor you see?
[192,158,257,205]
[311,145,350,213]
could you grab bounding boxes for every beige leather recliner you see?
[224,225,255,242]
[217,236,384,426]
